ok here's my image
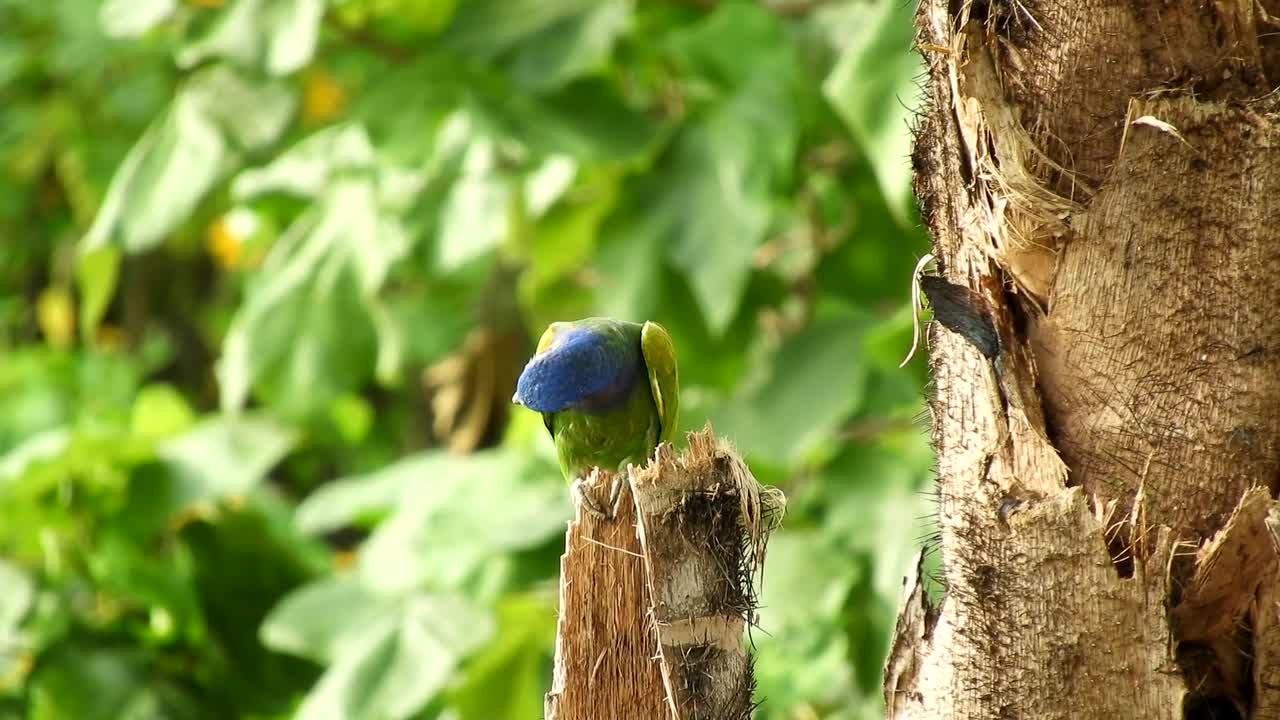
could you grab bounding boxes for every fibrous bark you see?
[544,472,669,720]
[545,427,782,720]
[891,0,1280,716]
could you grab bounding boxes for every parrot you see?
[511,317,679,517]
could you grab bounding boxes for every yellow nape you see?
[535,323,564,355]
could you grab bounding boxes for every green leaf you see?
[506,0,632,91]
[370,0,460,33]
[753,531,859,713]
[29,649,145,720]
[232,124,379,200]
[661,105,773,335]
[329,393,374,444]
[524,155,577,217]
[448,594,555,720]
[294,453,450,534]
[0,428,71,484]
[86,532,202,641]
[665,0,788,88]
[441,0,599,59]
[0,559,32,635]
[178,0,324,76]
[356,452,566,594]
[260,577,394,664]
[592,185,668,322]
[610,4,805,335]
[478,78,664,164]
[75,245,120,342]
[819,437,933,600]
[264,582,494,720]
[823,0,924,221]
[190,65,298,149]
[221,265,380,416]
[219,166,411,412]
[82,66,295,253]
[520,168,618,310]
[0,559,32,694]
[81,92,224,253]
[437,138,511,271]
[28,648,200,720]
[129,384,195,441]
[225,126,420,406]
[157,415,295,505]
[99,0,176,38]
[712,305,869,465]
[298,450,567,594]
[176,494,328,712]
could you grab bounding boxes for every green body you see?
[533,318,679,483]
[550,367,661,481]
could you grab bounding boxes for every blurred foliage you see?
[0,0,932,718]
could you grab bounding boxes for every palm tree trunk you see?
[889,0,1280,717]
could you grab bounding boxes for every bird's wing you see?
[640,321,680,445]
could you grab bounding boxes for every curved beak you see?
[511,391,524,406]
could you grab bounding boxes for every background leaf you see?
[177,0,324,76]
[99,0,175,38]
[823,0,924,221]
[265,583,494,720]
[157,415,296,505]
[83,66,295,252]
[2,2,933,718]
[713,304,869,466]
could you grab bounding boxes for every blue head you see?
[512,325,638,413]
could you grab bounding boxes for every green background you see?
[0,0,934,718]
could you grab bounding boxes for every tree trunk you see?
[888,0,1280,718]
[545,428,781,720]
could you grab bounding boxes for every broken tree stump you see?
[544,425,784,720]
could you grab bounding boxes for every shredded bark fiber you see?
[543,471,669,720]
[545,426,782,720]
[895,0,1280,716]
